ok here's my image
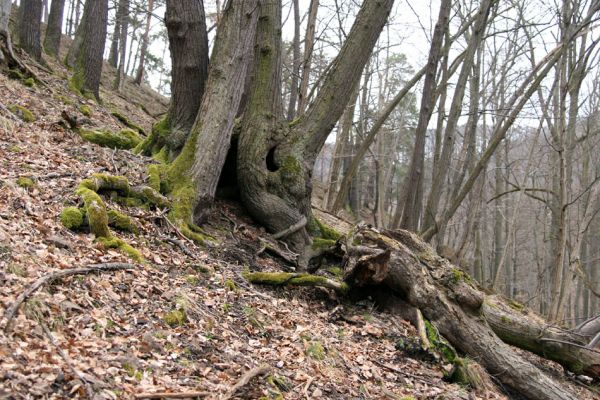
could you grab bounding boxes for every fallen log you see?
[343,227,579,400]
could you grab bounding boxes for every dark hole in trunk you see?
[216,134,240,200]
[266,146,279,172]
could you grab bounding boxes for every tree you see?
[138,0,208,160]
[113,0,129,91]
[133,0,154,85]
[0,0,16,66]
[65,0,109,100]
[44,0,66,58]
[17,0,43,61]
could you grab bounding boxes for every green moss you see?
[97,236,143,262]
[288,117,301,128]
[135,117,169,156]
[312,237,336,250]
[8,145,23,153]
[107,210,138,233]
[224,278,237,291]
[244,272,348,293]
[23,78,35,87]
[79,128,142,150]
[60,207,84,230]
[163,309,187,327]
[111,111,145,135]
[76,184,110,238]
[305,341,325,360]
[147,164,163,192]
[508,299,525,311]
[313,218,342,241]
[8,105,36,122]
[451,268,464,284]
[79,104,92,117]
[55,95,74,105]
[185,275,200,285]
[8,69,25,80]
[325,266,343,277]
[16,177,35,188]
[280,156,302,181]
[425,320,456,363]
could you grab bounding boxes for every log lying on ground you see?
[344,227,580,400]
[483,295,600,379]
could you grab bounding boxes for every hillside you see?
[0,52,596,399]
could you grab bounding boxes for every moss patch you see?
[60,207,84,230]
[425,320,456,363]
[80,128,142,150]
[244,272,348,293]
[313,218,342,241]
[16,177,35,188]
[97,236,143,262]
[111,111,145,135]
[107,209,138,233]
[79,104,92,117]
[8,105,36,122]
[163,309,187,327]
[305,341,325,360]
[312,237,336,250]
[135,116,169,156]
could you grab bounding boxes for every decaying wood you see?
[3,263,134,332]
[343,227,580,400]
[220,364,270,400]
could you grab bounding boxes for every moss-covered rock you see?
[79,128,142,150]
[60,207,84,230]
[8,105,36,123]
[16,177,35,189]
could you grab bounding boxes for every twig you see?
[272,216,307,240]
[372,360,434,383]
[162,236,195,258]
[40,322,95,399]
[220,364,270,400]
[134,391,210,399]
[3,263,134,332]
[303,376,314,400]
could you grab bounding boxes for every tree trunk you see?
[345,227,582,400]
[43,0,65,58]
[236,0,394,257]
[133,0,154,85]
[296,0,318,114]
[286,0,301,120]
[113,0,129,91]
[0,0,17,66]
[398,0,451,231]
[66,0,109,100]
[17,0,43,61]
[162,0,208,158]
[107,3,119,68]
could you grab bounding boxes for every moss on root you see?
[97,236,143,262]
[135,117,170,156]
[8,105,36,122]
[147,164,164,192]
[244,272,349,293]
[80,128,142,150]
[60,207,84,229]
[425,320,457,363]
[111,111,145,135]
[107,210,138,233]
[312,238,336,250]
[16,177,35,188]
[79,104,92,117]
[311,217,342,241]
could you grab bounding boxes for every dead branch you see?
[245,272,347,293]
[220,364,270,400]
[134,391,210,399]
[3,263,134,332]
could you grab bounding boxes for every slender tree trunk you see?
[66,0,109,100]
[286,0,301,120]
[398,0,451,231]
[133,0,154,85]
[113,0,129,91]
[107,3,120,68]
[17,0,43,60]
[296,0,318,114]
[43,0,65,58]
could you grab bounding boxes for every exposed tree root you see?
[245,271,348,293]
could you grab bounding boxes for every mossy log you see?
[342,227,579,400]
[79,128,142,150]
[245,272,348,293]
[80,173,169,208]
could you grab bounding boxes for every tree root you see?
[3,263,134,333]
[245,271,348,293]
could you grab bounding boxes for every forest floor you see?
[0,53,595,400]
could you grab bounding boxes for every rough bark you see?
[344,226,580,400]
[17,0,43,61]
[43,0,65,58]
[0,0,16,66]
[66,0,108,100]
[164,0,209,158]
[297,0,318,114]
[237,0,394,256]
[286,0,301,120]
[112,0,128,91]
[133,0,154,85]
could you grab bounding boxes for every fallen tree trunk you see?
[343,227,580,400]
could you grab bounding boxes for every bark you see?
[296,0,318,114]
[66,0,109,100]
[113,0,129,91]
[286,0,300,120]
[398,0,451,231]
[237,0,394,256]
[17,0,43,61]
[108,1,119,68]
[164,0,209,158]
[0,0,17,66]
[344,226,581,400]
[133,0,154,85]
[43,0,65,58]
